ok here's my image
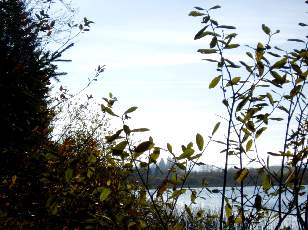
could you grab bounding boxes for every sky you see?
[57,0,307,167]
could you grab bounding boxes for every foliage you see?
[1,0,307,229]
[190,1,308,229]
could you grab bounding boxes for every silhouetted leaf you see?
[135,141,152,153]
[124,106,138,114]
[262,24,271,35]
[198,48,217,54]
[256,127,267,138]
[271,57,287,69]
[218,25,236,29]
[212,122,221,135]
[288,38,305,43]
[210,36,217,48]
[131,128,150,132]
[246,139,253,152]
[209,5,221,10]
[194,25,209,40]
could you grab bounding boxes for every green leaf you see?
[172,189,186,199]
[246,52,254,59]
[266,93,274,106]
[225,202,232,218]
[196,133,204,151]
[212,122,221,135]
[226,44,240,49]
[194,6,204,10]
[194,25,209,40]
[246,139,253,152]
[150,148,160,162]
[271,57,287,69]
[65,168,73,183]
[178,148,195,160]
[262,24,271,35]
[106,129,123,143]
[191,190,197,204]
[210,36,217,48]
[257,61,265,76]
[135,141,152,153]
[100,187,111,202]
[123,125,131,134]
[209,75,221,89]
[176,162,186,170]
[188,11,205,17]
[209,5,221,10]
[256,127,267,138]
[287,38,305,43]
[101,104,118,117]
[167,143,173,153]
[198,48,217,54]
[234,168,249,184]
[218,25,236,29]
[131,128,150,132]
[230,76,241,85]
[124,106,138,114]
[290,85,302,97]
[262,174,272,192]
[236,97,249,112]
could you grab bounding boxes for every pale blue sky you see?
[58,0,307,167]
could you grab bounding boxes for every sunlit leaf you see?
[167,143,173,153]
[209,75,221,89]
[262,174,272,192]
[234,168,249,184]
[196,133,204,151]
[189,11,205,16]
[150,147,160,162]
[190,190,197,204]
[246,139,253,152]
[100,187,111,202]
[172,189,186,199]
[226,44,240,49]
[225,202,232,218]
[255,43,265,62]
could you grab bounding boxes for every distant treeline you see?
[136,161,308,188]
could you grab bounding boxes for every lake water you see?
[150,186,308,228]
